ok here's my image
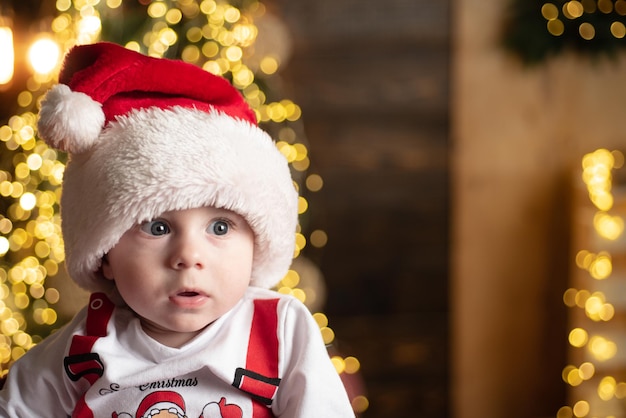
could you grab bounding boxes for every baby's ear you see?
[101,255,114,280]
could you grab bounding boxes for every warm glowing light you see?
[582,149,615,210]
[588,335,617,361]
[593,212,624,240]
[579,22,596,40]
[584,292,614,322]
[0,27,13,85]
[28,38,61,75]
[589,253,612,279]
[351,395,369,414]
[611,21,626,38]
[613,150,625,167]
[557,406,573,418]
[566,1,584,18]
[574,289,591,308]
[572,400,590,417]
[547,19,565,36]
[148,2,168,18]
[567,367,583,386]
[297,196,308,214]
[76,14,102,44]
[331,356,345,373]
[563,288,578,307]
[260,56,279,74]
[310,230,328,248]
[19,193,36,211]
[306,174,324,192]
[165,8,183,25]
[281,270,299,288]
[106,0,123,8]
[344,356,361,374]
[576,250,591,269]
[598,376,617,401]
[542,3,559,20]
[598,0,614,13]
[578,362,594,380]
[295,232,306,250]
[564,149,626,415]
[0,238,8,256]
[569,328,588,348]
[313,312,328,328]
[320,327,335,345]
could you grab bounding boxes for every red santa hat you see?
[37,42,298,293]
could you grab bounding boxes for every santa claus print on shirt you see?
[111,390,243,418]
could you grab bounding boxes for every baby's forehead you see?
[154,206,245,219]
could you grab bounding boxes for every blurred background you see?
[3,1,626,418]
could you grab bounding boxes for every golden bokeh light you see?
[566,1,584,18]
[557,406,573,418]
[562,149,626,414]
[569,328,588,348]
[611,21,626,38]
[541,1,626,41]
[351,395,369,414]
[598,375,617,401]
[310,229,328,248]
[0,26,14,85]
[579,22,595,40]
[542,3,559,19]
[28,38,61,76]
[572,400,590,417]
[547,19,565,36]
[578,362,594,380]
[598,0,614,13]
[593,212,624,240]
[588,335,617,361]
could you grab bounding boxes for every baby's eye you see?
[140,220,170,236]
[209,220,230,236]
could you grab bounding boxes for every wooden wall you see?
[267,1,450,417]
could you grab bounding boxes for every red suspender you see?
[232,298,280,418]
[66,295,279,418]
[65,293,115,418]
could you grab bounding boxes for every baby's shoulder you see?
[240,286,314,326]
[242,286,303,308]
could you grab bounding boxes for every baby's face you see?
[102,206,254,347]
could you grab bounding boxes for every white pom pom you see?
[37,84,105,154]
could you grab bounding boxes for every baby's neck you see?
[140,320,207,348]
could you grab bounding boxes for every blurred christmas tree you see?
[503,0,626,64]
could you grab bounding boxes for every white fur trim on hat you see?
[37,84,105,154]
[61,106,298,292]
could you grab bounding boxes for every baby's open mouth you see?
[170,290,208,308]
[178,291,200,297]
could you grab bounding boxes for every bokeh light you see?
[562,149,626,416]
[0,26,13,85]
[28,38,61,76]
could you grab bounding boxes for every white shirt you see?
[0,287,354,417]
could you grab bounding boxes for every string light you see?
[560,148,625,416]
[0,24,13,85]
[504,1,626,63]
[541,1,626,39]
[28,37,61,77]
[0,0,366,413]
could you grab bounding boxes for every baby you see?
[0,42,354,417]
